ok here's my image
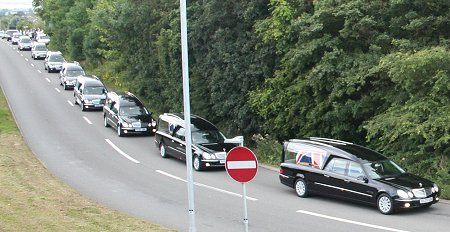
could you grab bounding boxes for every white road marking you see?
[30,63,34,67]
[105,139,140,164]
[67,100,74,107]
[38,70,42,74]
[83,116,93,124]
[227,161,256,169]
[55,88,61,93]
[156,170,258,201]
[45,78,51,83]
[25,58,29,62]
[296,210,410,232]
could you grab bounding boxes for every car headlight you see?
[433,184,439,193]
[202,152,211,159]
[397,190,411,199]
[122,122,131,127]
[152,121,157,127]
[84,99,93,104]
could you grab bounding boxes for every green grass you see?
[0,88,174,231]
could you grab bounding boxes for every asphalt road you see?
[1,39,449,232]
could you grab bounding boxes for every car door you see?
[319,158,352,199]
[169,127,186,160]
[109,103,120,128]
[343,161,378,204]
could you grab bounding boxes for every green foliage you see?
[35,0,450,197]
[252,135,282,166]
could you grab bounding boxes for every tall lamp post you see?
[180,0,196,231]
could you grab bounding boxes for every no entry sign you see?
[225,146,258,183]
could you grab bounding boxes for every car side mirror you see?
[224,136,244,146]
[357,175,369,183]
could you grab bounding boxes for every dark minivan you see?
[154,113,238,171]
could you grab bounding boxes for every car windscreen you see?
[363,160,406,179]
[20,38,31,43]
[39,35,49,39]
[119,106,148,116]
[35,46,47,51]
[66,70,85,77]
[49,55,64,62]
[192,130,225,144]
[84,86,104,95]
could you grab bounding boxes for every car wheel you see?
[117,124,123,137]
[295,178,308,198]
[81,102,86,111]
[63,83,67,90]
[377,193,395,215]
[44,65,47,70]
[159,143,168,158]
[48,69,51,73]
[103,116,110,127]
[74,97,78,105]
[193,155,203,171]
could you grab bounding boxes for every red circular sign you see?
[225,146,258,183]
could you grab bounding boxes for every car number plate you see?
[135,128,147,132]
[94,104,103,107]
[220,160,225,164]
[420,197,433,204]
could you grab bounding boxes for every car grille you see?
[131,122,142,127]
[215,152,227,159]
[412,188,432,198]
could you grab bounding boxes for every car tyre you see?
[103,116,110,127]
[81,101,86,111]
[377,193,395,215]
[159,143,168,158]
[193,155,203,171]
[74,97,78,105]
[295,178,308,198]
[117,124,123,137]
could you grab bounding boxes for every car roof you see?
[107,92,144,107]
[78,76,103,86]
[160,113,219,131]
[64,63,83,70]
[286,137,387,163]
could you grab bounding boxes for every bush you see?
[252,135,282,167]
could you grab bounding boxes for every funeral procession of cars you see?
[1,28,444,229]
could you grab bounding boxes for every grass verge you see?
[0,88,174,231]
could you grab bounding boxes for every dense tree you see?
[34,0,450,195]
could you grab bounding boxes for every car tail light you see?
[280,168,284,174]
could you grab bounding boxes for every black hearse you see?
[279,137,440,214]
[154,113,238,171]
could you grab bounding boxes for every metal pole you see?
[243,183,249,232]
[180,0,196,231]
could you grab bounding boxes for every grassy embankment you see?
[0,88,174,231]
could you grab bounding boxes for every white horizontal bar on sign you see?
[227,161,256,169]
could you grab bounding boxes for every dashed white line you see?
[38,70,42,73]
[156,170,258,201]
[45,78,51,82]
[67,100,74,107]
[296,210,410,232]
[30,63,34,67]
[83,116,93,125]
[105,139,140,164]
[25,58,29,61]
[55,88,61,93]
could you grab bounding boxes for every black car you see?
[103,92,156,136]
[279,137,440,214]
[154,113,238,171]
[73,75,107,111]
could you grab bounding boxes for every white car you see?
[36,34,50,45]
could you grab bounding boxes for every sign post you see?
[226,146,258,232]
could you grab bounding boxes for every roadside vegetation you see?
[0,89,173,231]
[27,0,449,198]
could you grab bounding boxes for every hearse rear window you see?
[284,142,327,169]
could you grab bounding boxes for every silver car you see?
[18,36,33,50]
[31,43,48,60]
[44,51,65,73]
